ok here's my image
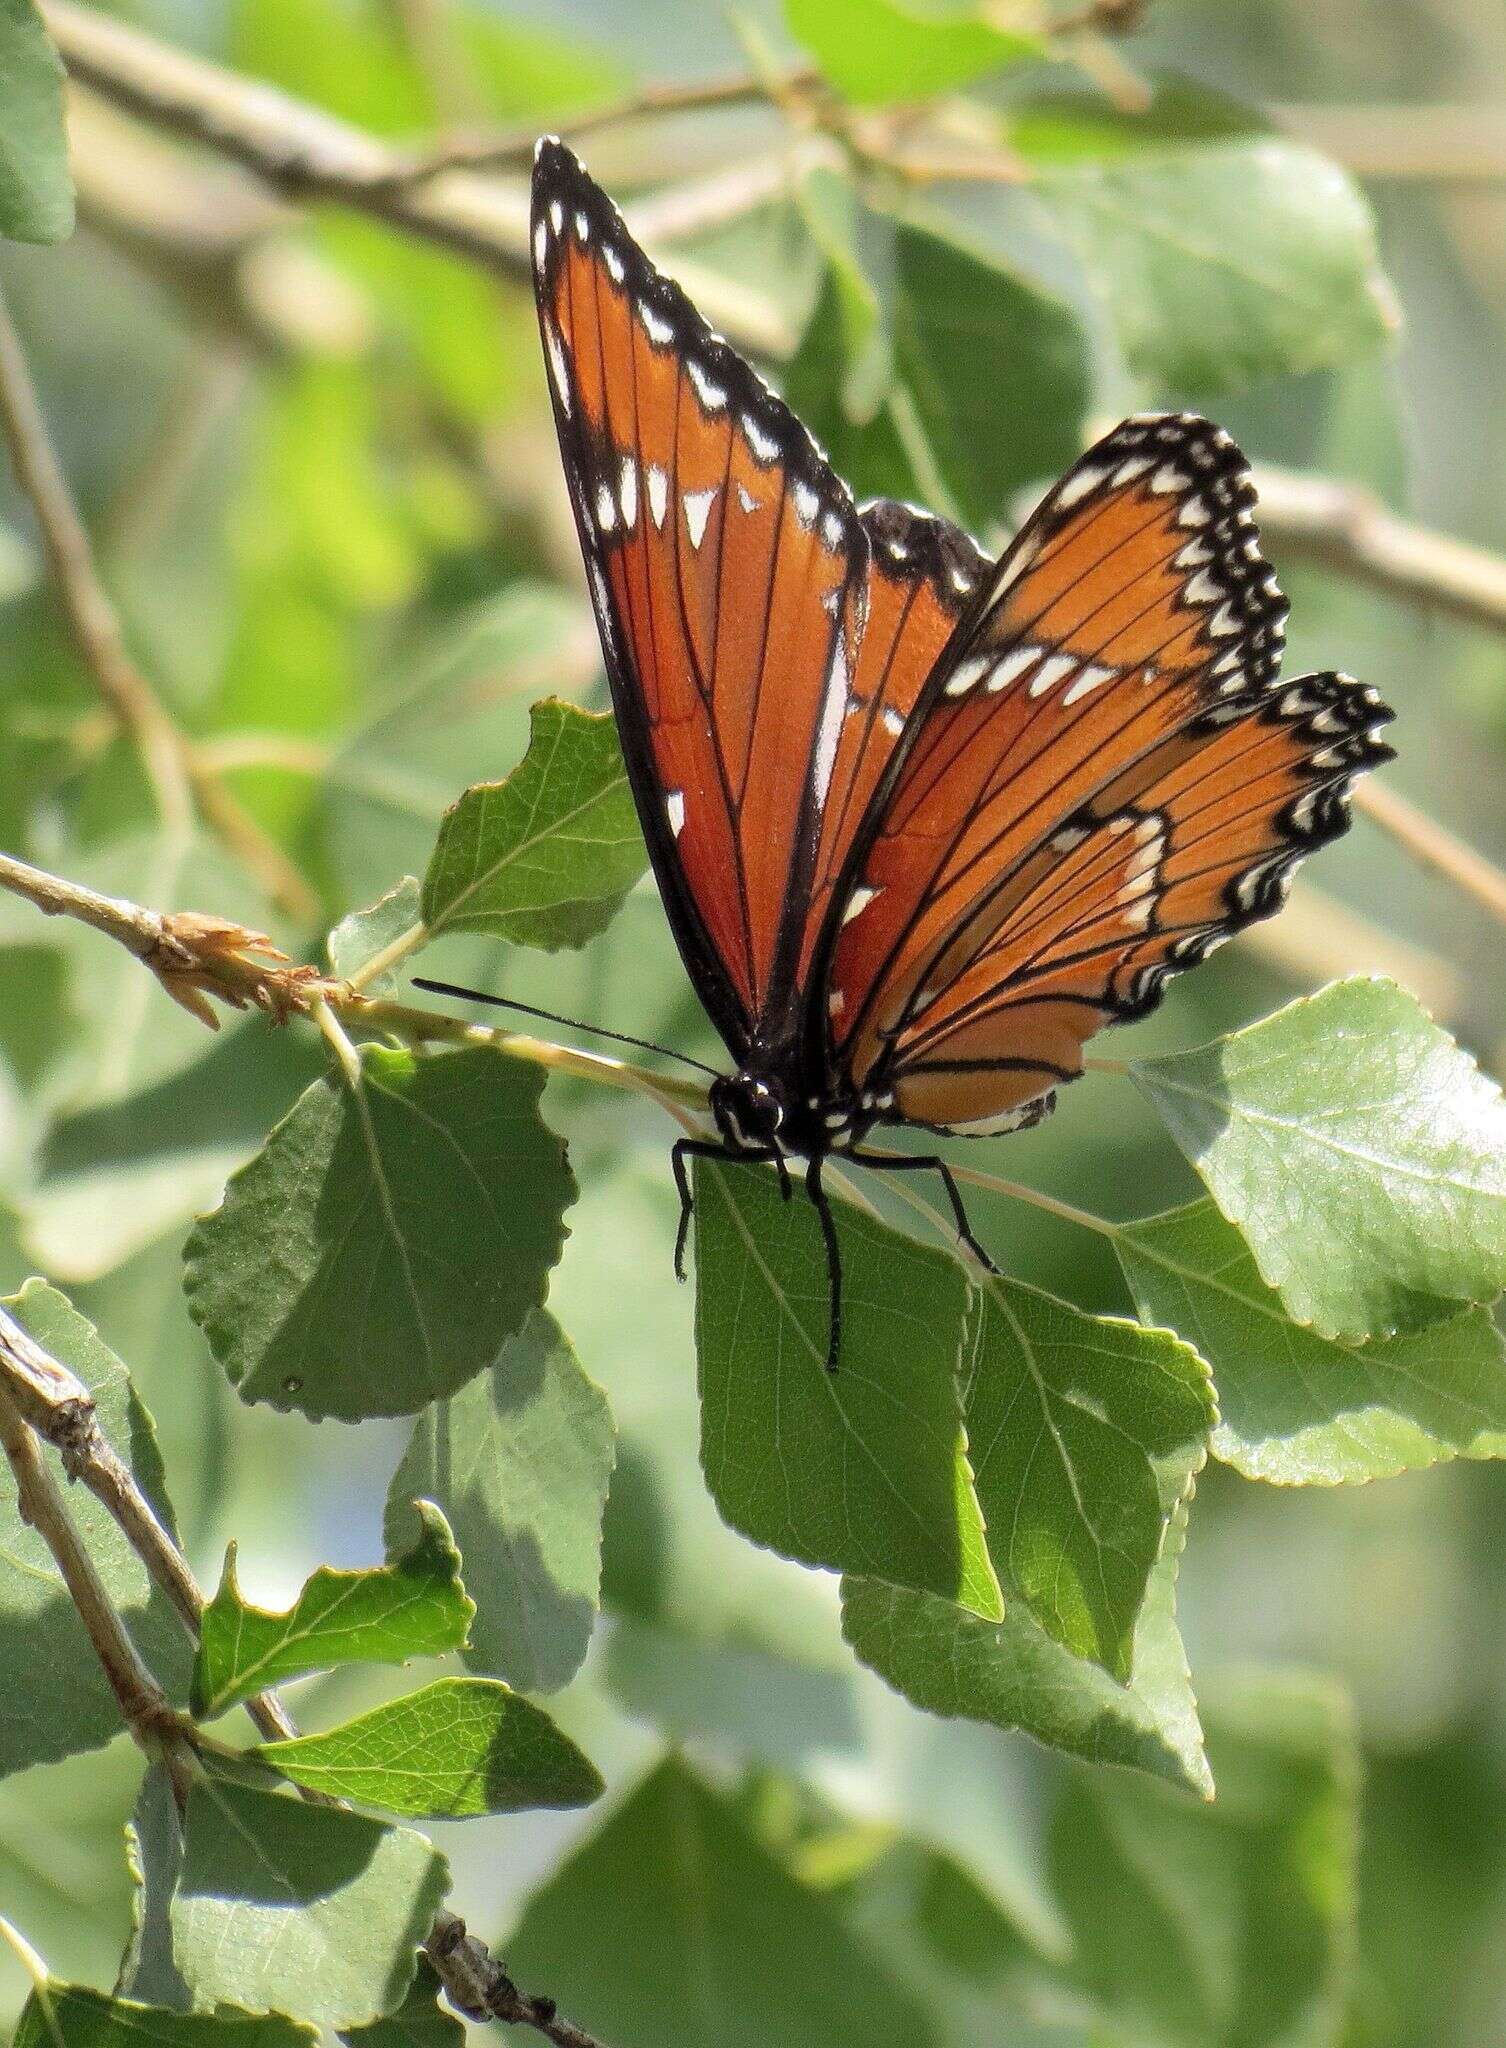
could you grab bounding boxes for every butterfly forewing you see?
[823,416,1394,1131]
[533,139,869,1058]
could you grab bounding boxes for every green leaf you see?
[785,0,1039,105]
[169,1779,449,2029]
[884,216,1092,529]
[1049,1670,1359,2045]
[842,1492,1211,1796]
[328,879,422,994]
[504,1756,933,2048]
[254,1676,603,1817]
[693,1158,1002,1620]
[1130,979,1506,1342]
[1030,136,1395,397]
[0,0,73,243]
[385,1310,614,1694]
[184,1042,575,1420]
[338,1961,462,2048]
[421,699,647,951]
[1118,1198,1506,1485]
[0,1281,192,1775]
[13,1986,316,2048]
[786,184,1091,526]
[192,1501,472,1719]
[958,1277,1212,1676]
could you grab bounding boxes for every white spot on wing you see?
[688,358,727,410]
[640,300,673,346]
[573,209,590,241]
[594,481,617,532]
[995,644,1043,690]
[944,654,991,697]
[841,884,879,925]
[793,481,820,529]
[1178,495,1210,527]
[1184,569,1220,606]
[1151,464,1190,495]
[619,455,638,530]
[813,631,849,804]
[549,199,563,234]
[881,705,905,736]
[1029,652,1078,697]
[533,219,548,273]
[744,413,780,464]
[545,324,571,415]
[1056,463,1106,509]
[683,487,718,549]
[1111,454,1153,487]
[821,508,844,551]
[604,244,625,284]
[646,463,668,529]
[665,790,685,837]
[1062,662,1116,706]
[737,483,759,514]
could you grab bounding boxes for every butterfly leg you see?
[775,1151,794,1203]
[670,1138,728,1282]
[670,1140,785,1282]
[805,1153,844,1374]
[852,1151,1001,1276]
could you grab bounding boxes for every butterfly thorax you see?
[708,1070,869,1161]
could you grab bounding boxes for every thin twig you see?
[0,285,189,834]
[1274,101,1506,184]
[1352,779,1506,924]
[424,1914,612,2048]
[1254,463,1506,639]
[388,64,824,185]
[44,2,793,359]
[0,846,710,1109]
[0,281,320,923]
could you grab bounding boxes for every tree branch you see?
[0,1301,612,2048]
[1253,463,1506,639]
[0,281,320,923]
[43,1,793,359]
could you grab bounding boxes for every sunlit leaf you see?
[184,1043,575,1420]
[504,1756,932,2048]
[1130,979,1506,1342]
[255,1676,603,1817]
[13,1986,315,2048]
[1119,1198,1506,1485]
[0,1281,191,1775]
[169,1779,449,2029]
[842,1494,1211,1796]
[385,1310,614,1695]
[421,699,647,951]
[785,0,1039,105]
[693,1158,1001,1620]
[0,0,73,243]
[192,1500,472,1719]
[958,1278,1212,1675]
[338,1961,461,2048]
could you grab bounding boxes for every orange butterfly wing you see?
[822,416,1394,1131]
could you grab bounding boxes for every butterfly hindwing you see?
[821,417,1395,1131]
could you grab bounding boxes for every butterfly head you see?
[709,1072,788,1154]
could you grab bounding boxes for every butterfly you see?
[487,136,1394,1370]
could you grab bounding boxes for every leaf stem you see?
[343,919,429,993]
[314,995,365,1087]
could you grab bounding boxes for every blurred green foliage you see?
[2,3,1506,2046]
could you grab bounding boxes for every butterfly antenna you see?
[410,977,722,1080]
